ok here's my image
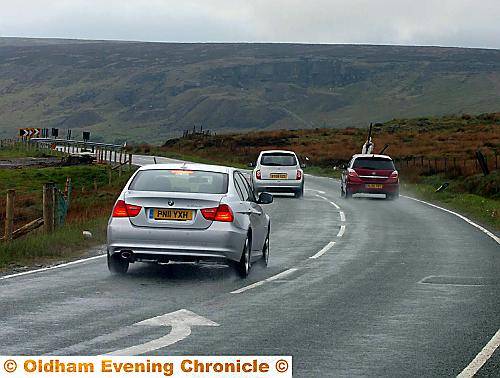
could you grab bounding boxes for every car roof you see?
[259,149,297,155]
[138,162,234,174]
[351,154,393,160]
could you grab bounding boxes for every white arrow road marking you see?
[106,309,219,356]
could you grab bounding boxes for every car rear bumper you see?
[107,218,246,262]
[347,182,399,194]
[253,179,303,193]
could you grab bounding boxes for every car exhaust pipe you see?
[120,250,133,260]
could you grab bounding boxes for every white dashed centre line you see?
[337,225,346,238]
[231,268,299,294]
[339,211,346,222]
[309,241,336,259]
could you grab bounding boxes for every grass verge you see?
[0,217,107,269]
[0,162,136,271]
[0,144,63,159]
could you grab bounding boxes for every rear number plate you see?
[270,173,288,179]
[150,208,193,221]
[366,184,383,189]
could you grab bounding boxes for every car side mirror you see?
[247,162,256,168]
[300,163,307,169]
[257,192,273,205]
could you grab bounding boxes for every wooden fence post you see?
[43,183,55,233]
[128,153,132,169]
[4,189,15,241]
[64,177,72,207]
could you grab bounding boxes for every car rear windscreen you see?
[352,158,395,170]
[129,170,229,194]
[260,153,297,166]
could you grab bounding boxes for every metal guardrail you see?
[29,138,124,150]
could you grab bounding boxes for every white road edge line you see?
[402,196,499,245]
[402,195,499,376]
[0,254,106,281]
[231,268,298,294]
[309,241,336,259]
[337,225,346,238]
[457,328,500,378]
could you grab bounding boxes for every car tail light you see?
[347,168,359,178]
[389,170,399,181]
[256,170,261,180]
[201,204,234,222]
[296,170,302,180]
[347,168,362,182]
[112,200,142,217]
[126,204,142,217]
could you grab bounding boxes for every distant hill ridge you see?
[1,37,499,143]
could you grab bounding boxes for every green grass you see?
[304,165,342,179]
[0,164,131,196]
[0,217,108,269]
[0,163,136,271]
[401,175,499,230]
[0,144,63,159]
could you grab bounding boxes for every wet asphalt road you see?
[1,155,499,377]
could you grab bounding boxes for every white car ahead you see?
[250,150,305,198]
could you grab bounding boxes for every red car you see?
[341,154,399,199]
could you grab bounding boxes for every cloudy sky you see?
[1,0,499,48]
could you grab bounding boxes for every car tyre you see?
[387,192,400,200]
[236,236,252,278]
[345,189,352,199]
[295,185,304,198]
[107,252,129,274]
[262,232,270,267]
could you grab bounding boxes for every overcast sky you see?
[1,0,499,48]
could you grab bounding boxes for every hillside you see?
[137,112,499,169]
[1,37,500,142]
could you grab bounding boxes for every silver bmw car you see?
[107,163,273,277]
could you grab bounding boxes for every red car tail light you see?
[201,207,217,220]
[201,204,234,222]
[126,204,142,217]
[389,170,399,181]
[112,200,142,217]
[347,168,363,182]
[296,170,302,180]
[256,170,261,180]
[214,204,234,222]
